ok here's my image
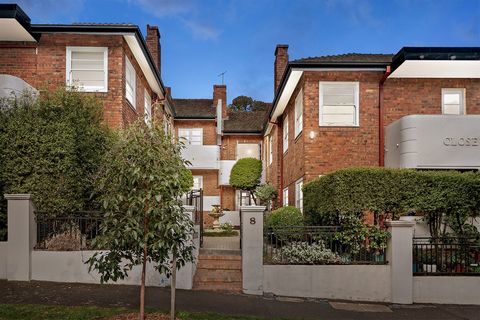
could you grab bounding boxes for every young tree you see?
[87,120,195,320]
[229,157,263,204]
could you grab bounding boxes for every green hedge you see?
[0,89,112,239]
[266,206,304,229]
[229,157,262,191]
[303,167,480,237]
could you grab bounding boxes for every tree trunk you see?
[140,216,148,320]
[170,254,177,320]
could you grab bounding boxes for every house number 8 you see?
[250,217,256,225]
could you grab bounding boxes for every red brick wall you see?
[0,34,156,129]
[174,120,217,145]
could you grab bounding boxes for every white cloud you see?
[181,18,220,40]
[134,0,195,17]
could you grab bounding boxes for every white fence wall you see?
[264,265,391,302]
[413,277,480,305]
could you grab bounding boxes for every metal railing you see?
[413,237,480,275]
[264,226,387,265]
[185,188,203,247]
[35,211,102,250]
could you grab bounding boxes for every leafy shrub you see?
[303,167,480,237]
[220,222,234,233]
[229,157,262,191]
[179,167,193,193]
[255,183,278,207]
[272,241,341,264]
[266,206,304,229]
[0,89,112,239]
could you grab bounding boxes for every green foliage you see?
[266,206,304,229]
[254,183,278,206]
[229,158,263,191]
[87,119,195,281]
[0,89,112,239]
[271,241,341,265]
[227,95,268,112]
[220,222,234,233]
[179,167,194,193]
[303,167,480,237]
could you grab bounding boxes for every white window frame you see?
[295,178,304,213]
[144,89,152,127]
[268,135,273,165]
[66,46,108,92]
[294,89,303,138]
[319,81,360,127]
[192,175,203,191]
[178,128,203,145]
[125,55,136,108]
[442,88,465,115]
[236,143,260,160]
[283,113,289,152]
[283,187,289,207]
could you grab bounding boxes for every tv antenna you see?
[218,71,227,85]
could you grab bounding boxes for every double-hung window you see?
[295,178,303,213]
[66,47,108,92]
[442,88,465,115]
[319,82,359,126]
[178,128,203,145]
[283,114,289,152]
[268,135,273,165]
[283,187,289,206]
[192,176,203,190]
[237,143,260,160]
[144,90,152,126]
[294,90,303,137]
[125,55,136,107]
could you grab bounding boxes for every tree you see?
[0,89,111,240]
[87,120,195,320]
[228,95,268,112]
[229,157,263,204]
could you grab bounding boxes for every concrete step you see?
[199,248,241,256]
[194,269,242,282]
[196,259,242,270]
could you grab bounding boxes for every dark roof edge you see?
[222,131,263,135]
[174,116,216,120]
[29,24,165,96]
[0,4,36,40]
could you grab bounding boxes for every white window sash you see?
[144,90,152,126]
[319,82,359,127]
[66,47,108,92]
[442,88,465,115]
[237,143,260,160]
[178,128,203,145]
[268,135,273,165]
[283,114,289,152]
[283,188,289,206]
[294,89,303,137]
[125,55,136,107]
[192,176,203,190]
[295,179,303,212]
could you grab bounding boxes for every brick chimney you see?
[213,84,227,119]
[274,44,289,94]
[146,25,161,74]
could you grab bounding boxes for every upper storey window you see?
[178,128,203,145]
[319,82,359,126]
[294,90,303,137]
[66,47,108,92]
[442,88,465,115]
[125,55,136,107]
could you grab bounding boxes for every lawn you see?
[0,304,268,320]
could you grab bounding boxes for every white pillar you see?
[240,205,265,295]
[183,205,195,222]
[386,220,415,304]
[176,205,198,290]
[5,194,36,281]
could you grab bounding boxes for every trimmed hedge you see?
[266,206,304,229]
[229,157,262,191]
[304,167,480,237]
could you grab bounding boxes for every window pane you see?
[443,104,461,115]
[323,93,355,105]
[444,93,460,105]
[71,59,104,70]
[237,143,260,159]
[322,105,355,125]
[71,70,104,87]
[71,51,104,61]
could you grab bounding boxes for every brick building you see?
[265,45,480,209]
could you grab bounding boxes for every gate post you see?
[5,194,36,281]
[386,220,416,304]
[240,205,265,295]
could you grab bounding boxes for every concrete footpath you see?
[0,280,479,320]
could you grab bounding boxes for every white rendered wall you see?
[414,277,480,305]
[0,242,7,279]
[263,265,391,302]
[219,210,240,226]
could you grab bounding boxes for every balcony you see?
[385,115,480,170]
[219,160,236,185]
[181,145,220,170]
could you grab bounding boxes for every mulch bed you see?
[100,313,179,320]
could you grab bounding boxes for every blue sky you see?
[5,0,480,103]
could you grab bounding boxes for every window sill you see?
[294,132,303,143]
[319,125,360,128]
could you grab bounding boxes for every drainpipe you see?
[379,66,391,167]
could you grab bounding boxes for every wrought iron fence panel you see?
[264,226,387,265]
[413,237,480,276]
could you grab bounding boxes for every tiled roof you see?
[172,98,215,119]
[71,23,136,26]
[223,110,269,134]
[293,53,394,64]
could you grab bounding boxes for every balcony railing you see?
[181,144,220,169]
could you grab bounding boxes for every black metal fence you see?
[413,237,480,275]
[35,211,102,250]
[264,226,387,265]
[185,188,203,247]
